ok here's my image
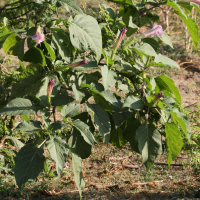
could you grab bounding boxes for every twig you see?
[154,162,183,166]
[155,107,166,123]
[38,136,49,148]
[133,180,163,186]
[111,163,144,169]
[184,102,198,109]
[53,106,56,122]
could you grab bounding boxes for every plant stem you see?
[53,106,56,122]
[38,136,49,148]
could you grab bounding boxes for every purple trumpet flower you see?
[69,60,88,68]
[142,24,163,37]
[30,29,45,44]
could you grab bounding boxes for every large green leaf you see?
[52,0,83,14]
[0,98,36,116]
[123,117,141,153]
[46,136,69,176]
[72,119,95,146]
[167,0,199,49]
[151,54,179,68]
[72,83,85,101]
[16,120,42,133]
[159,32,173,48]
[87,103,111,145]
[165,123,183,166]
[52,31,71,62]
[52,91,74,107]
[136,123,162,170]
[61,104,80,118]
[133,43,157,57]
[3,33,25,60]
[23,47,46,67]
[69,14,102,62]
[72,153,85,197]
[155,75,181,104]
[14,144,45,189]
[10,65,43,100]
[101,65,117,90]
[69,128,91,159]
[123,96,143,110]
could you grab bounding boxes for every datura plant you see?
[0,0,199,197]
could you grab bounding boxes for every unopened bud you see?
[69,60,88,68]
[153,92,164,104]
[47,79,55,107]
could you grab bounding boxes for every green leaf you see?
[72,153,85,197]
[61,104,80,118]
[52,0,83,14]
[101,65,116,90]
[10,65,43,100]
[46,136,69,176]
[172,108,191,140]
[48,121,64,131]
[123,96,143,110]
[23,47,46,67]
[133,43,157,57]
[136,123,162,170]
[52,31,71,62]
[87,103,111,145]
[69,14,102,62]
[101,90,120,108]
[69,128,91,159]
[72,119,94,146]
[151,54,179,68]
[0,98,36,116]
[3,33,25,60]
[141,38,160,51]
[155,75,181,104]
[159,32,173,48]
[52,91,74,107]
[167,0,199,49]
[123,117,141,153]
[14,144,45,190]
[72,83,85,101]
[165,123,183,166]
[5,136,24,149]
[16,120,42,133]
[43,41,56,61]
[110,127,127,148]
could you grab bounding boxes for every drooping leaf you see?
[101,65,117,90]
[0,98,36,116]
[46,136,69,176]
[23,47,46,67]
[69,128,91,159]
[155,75,181,104]
[14,144,45,189]
[72,83,85,101]
[165,123,183,166]
[52,91,74,107]
[69,14,102,62]
[151,54,179,68]
[159,32,173,48]
[5,136,24,149]
[16,120,42,133]
[72,153,85,197]
[123,117,140,153]
[87,103,111,145]
[48,121,65,131]
[61,104,80,118]
[72,119,95,146]
[167,0,199,49]
[136,123,162,170]
[109,127,127,148]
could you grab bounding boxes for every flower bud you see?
[47,79,55,107]
[69,60,88,68]
[114,28,127,51]
[153,92,164,104]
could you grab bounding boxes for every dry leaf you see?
[178,181,187,186]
